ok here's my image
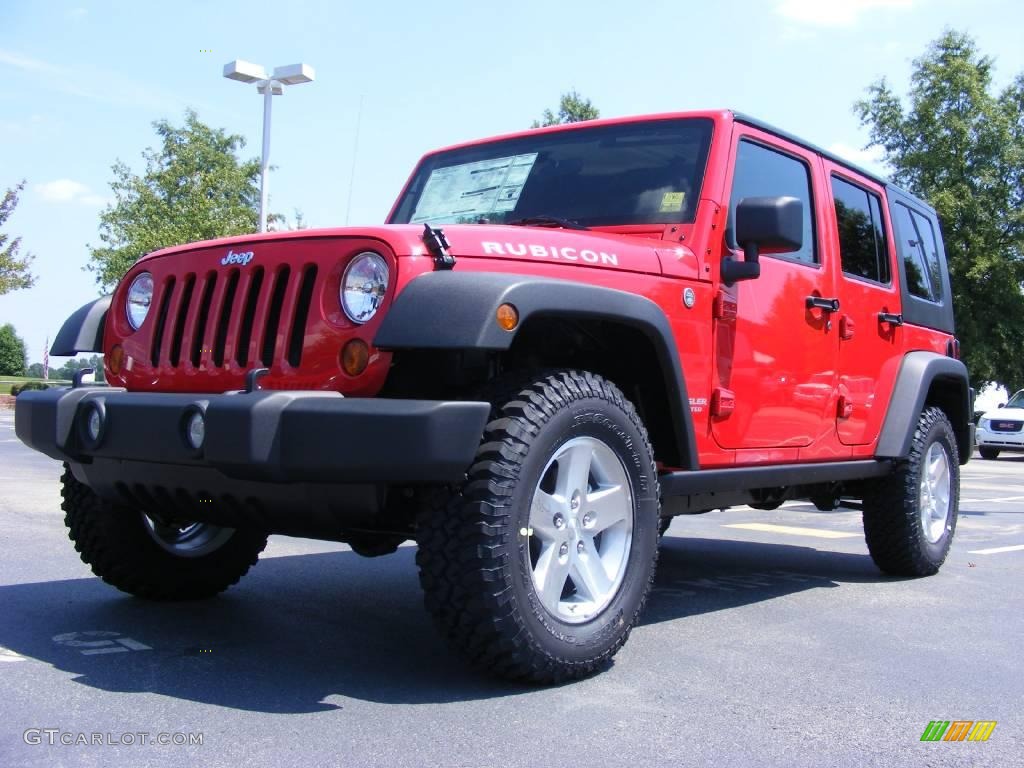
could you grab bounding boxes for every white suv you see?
[976,390,1024,459]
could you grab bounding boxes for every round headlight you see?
[341,252,389,324]
[126,272,154,330]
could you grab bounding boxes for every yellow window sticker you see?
[659,191,686,213]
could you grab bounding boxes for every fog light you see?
[341,339,370,376]
[87,408,102,442]
[79,401,105,447]
[186,410,205,450]
[496,303,519,331]
[108,344,125,376]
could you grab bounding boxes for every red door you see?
[712,128,839,452]
[824,164,903,446]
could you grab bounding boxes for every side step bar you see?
[659,460,893,496]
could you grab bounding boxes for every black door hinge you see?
[422,224,455,270]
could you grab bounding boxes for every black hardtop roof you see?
[731,111,936,215]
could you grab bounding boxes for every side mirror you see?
[998,403,1007,409]
[721,196,803,285]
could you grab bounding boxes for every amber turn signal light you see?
[496,303,519,331]
[108,344,125,376]
[341,339,370,376]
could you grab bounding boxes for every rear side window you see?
[730,140,817,265]
[893,203,943,301]
[831,175,890,284]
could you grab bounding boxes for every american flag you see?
[43,337,49,381]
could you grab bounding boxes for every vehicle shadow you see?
[0,537,890,712]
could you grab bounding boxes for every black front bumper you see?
[15,387,491,485]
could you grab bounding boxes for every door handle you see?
[878,312,903,326]
[806,296,840,312]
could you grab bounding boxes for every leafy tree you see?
[26,362,44,378]
[855,30,1024,391]
[531,90,600,128]
[0,180,36,295]
[0,323,27,375]
[52,354,105,383]
[89,110,261,290]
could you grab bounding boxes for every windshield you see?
[1005,390,1024,408]
[390,118,713,228]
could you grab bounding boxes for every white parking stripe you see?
[967,544,1024,555]
[723,523,860,539]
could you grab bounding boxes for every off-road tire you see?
[862,407,959,576]
[978,446,1000,460]
[62,466,268,600]
[416,370,660,683]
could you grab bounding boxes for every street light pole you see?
[259,81,274,233]
[223,60,315,233]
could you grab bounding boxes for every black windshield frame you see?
[389,118,714,228]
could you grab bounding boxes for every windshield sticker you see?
[659,191,686,213]
[411,153,539,224]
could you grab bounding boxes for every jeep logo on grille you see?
[221,250,254,266]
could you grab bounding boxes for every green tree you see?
[855,30,1024,391]
[89,110,261,290]
[531,90,600,128]
[0,180,36,295]
[52,354,105,383]
[0,323,27,375]
[26,362,44,378]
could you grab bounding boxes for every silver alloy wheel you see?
[919,442,951,544]
[527,436,634,624]
[141,514,235,558]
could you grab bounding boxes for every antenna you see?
[345,95,364,226]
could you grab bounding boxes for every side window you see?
[910,209,943,300]
[730,140,816,265]
[893,203,942,301]
[830,175,890,284]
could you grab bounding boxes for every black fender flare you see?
[374,271,698,470]
[876,351,972,464]
[51,295,111,356]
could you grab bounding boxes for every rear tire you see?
[416,370,660,683]
[862,407,959,576]
[978,446,1000,460]
[62,466,268,600]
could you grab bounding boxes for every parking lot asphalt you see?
[0,406,1020,767]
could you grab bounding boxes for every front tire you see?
[62,467,268,600]
[416,370,660,683]
[978,446,1000,460]
[862,407,959,576]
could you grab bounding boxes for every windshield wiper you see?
[506,215,589,230]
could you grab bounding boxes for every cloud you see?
[34,179,109,207]
[775,0,915,27]
[0,48,180,112]
[827,142,890,176]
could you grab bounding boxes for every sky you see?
[1,0,1022,406]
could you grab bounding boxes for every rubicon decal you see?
[920,720,997,742]
[221,250,254,266]
[481,241,618,266]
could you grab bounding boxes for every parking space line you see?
[723,523,860,539]
[967,544,1024,555]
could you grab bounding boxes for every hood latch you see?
[422,224,455,270]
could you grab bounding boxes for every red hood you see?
[137,224,689,277]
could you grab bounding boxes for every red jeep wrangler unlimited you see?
[16,110,972,682]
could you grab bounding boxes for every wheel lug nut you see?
[582,513,593,527]
[577,541,585,554]
[559,543,569,557]
[553,513,565,529]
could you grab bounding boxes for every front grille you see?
[990,420,1023,433]
[149,264,318,371]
